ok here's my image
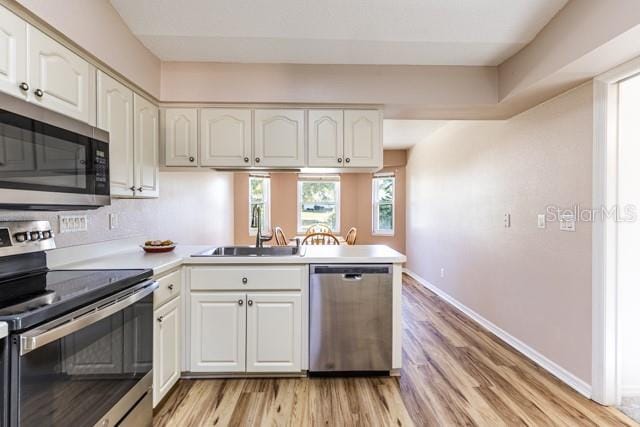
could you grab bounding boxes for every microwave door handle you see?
[19,281,158,356]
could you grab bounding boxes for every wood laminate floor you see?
[154,275,637,426]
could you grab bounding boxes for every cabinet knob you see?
[137,187,143,192]
[129,186,136,192]
[337,158,343,163]
[238,299,244,306]
[242,277,248,284]
[157,316,164,323]
[189,156,195,162]
[345,158,351,163]
[255,157,261,163]
[34,88,44,98]
[168,284,174,291]
[247,300,253,306]
[19,82,29,91]
[244,157,249,163]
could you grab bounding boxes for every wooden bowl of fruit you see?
[142,240,176,253]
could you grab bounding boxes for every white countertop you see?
[0,322,8,340]
[53,243,406,276]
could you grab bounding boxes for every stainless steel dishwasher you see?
[309,264,393,373]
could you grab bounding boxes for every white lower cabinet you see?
[153,295,181,407]
[246,293,301,372]
[190,292,246,373]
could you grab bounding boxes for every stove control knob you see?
[14,232,29,242]
[30,231,41,240]
[42,230,52,239]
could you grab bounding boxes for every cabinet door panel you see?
[254,109,304,167]
[28,26,90,123]
[246,292,301,372]
[97,71,134,197]
[344,110,382,168]
[153,296,181,407]
[134,94,159,197]
[163,108,198,166]
[0,6,27,99]
[190,292,246,372]
[200,108,252,167]
[308,110,343,167]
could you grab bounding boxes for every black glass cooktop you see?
[0,268,153,332]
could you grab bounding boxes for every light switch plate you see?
[59,215,88,233]
[504,213,511,228]
[537,214,546,229]
[109,213,118,230]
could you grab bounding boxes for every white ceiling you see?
[110,0,567,66]
[383,120,447,149]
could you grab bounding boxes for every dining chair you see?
[305,223,333,235]
[345,227,357,245]
[273,227,288,246]
[301,232,340,245]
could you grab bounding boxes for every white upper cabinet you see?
[200,108,252,167]
[254,109,305,167]
[246,292,301,373]
[344,110,382,168]
[0,6,27,99]
[308,110,344,167]
[28,26,90,123]
[134,94,159,197]
[97,71,134,197]
[164,108,198,166]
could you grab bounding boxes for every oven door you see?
[10,281,157,427]
[0,106,110,210]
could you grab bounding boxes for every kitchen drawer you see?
[190,265,304,291]
[154,269,182,307]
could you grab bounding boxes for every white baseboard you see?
[622,386,640,397]
[403,268,592,399]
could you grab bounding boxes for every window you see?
[249,175,270,235]
[297,176,340,233]
[372,175,395,235]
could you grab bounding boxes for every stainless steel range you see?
[0,221,157,426]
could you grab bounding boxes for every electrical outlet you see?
[537,214,546,229]
[59,215,88,233]
[504,213,511,228]
[440,268,445,278]
[109,213,118,230]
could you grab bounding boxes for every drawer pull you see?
[242,277,248,284]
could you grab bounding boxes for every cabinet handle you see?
[129,186,136,191]
[137,187,143,192]
[34,88,44,98]
[189,156,195,162]
[247,300,253,306]
[337,158,343,163]
[345,158,351,163]
[238,299,244,306]
[157,316,164,323]
[168,284,174,291]
[243,157,249,163]
[19,82,29,91]
[255,157,261,163]
[242,277,248,284]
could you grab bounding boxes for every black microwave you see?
[0,92,110,210]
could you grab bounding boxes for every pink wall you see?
[15,0,161,97]
[234,151,406,253]
[406,83,593,384]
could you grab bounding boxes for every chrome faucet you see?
[251,205,270,248]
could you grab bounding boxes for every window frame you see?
[372,175,395,236]
[248,175,271,236]
[296,178,341,234]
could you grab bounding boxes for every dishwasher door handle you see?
[342,273,363,281]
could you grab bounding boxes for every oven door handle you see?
[20,280,158,356]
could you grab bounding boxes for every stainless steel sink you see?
[193,246,304,257]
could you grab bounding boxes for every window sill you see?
[372,231,395,237]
